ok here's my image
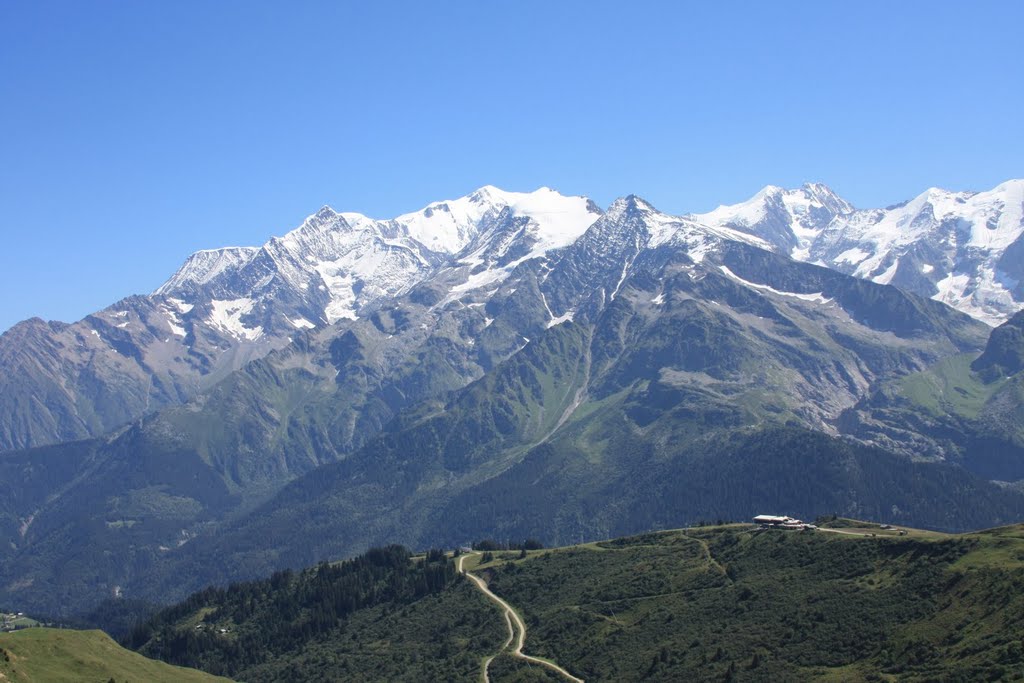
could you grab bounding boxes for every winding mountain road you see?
[457,553,584,683]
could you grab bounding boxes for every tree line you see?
[124,545,456,677]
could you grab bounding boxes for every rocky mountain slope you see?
[694,179,1024,326]
[839,309,1024,478]
[3,180,1019,454]
[4,191,1017,617]
[0,187,601,452]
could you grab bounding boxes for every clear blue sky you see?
[2,1,1022,332]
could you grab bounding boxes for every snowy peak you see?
[600,194,658,224]
[487,186,603,253]
[395,190,499,254]
[155,186,602,331]
[696,179,1024,325]
[905,180,1024,251]
[153,180,1023,336]
[800,182,854,211]
[814,181,1024,324]
[591,194,771,267]
[309,205,339,225]
[154,246,260,297]
[396,185,601,255]
[692,183,852,249]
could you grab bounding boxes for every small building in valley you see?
[753,515,794,526]
[753,514,815,530]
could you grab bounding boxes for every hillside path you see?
[457,553,584,683]
[817,527,876,537]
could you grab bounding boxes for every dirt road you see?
[457,553,584,683]
[817,527,879,537]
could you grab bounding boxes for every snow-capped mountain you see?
[2,184,993,617]
[693,180,1024,325]
[0,187,601,452]
[156,186,601,333]
[2,178,1020,454]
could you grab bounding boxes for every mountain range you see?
[1,181,1023,617]
[0,186,600,452]
[693,180,1024,325]
[3,181,1021,454]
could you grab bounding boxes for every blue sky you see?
[2,0,1022,332]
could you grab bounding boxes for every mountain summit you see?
[156,186,602,326]
[693,182,855,259]
[696,179,1024,325]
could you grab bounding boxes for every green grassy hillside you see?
[129,545,505,682]
[897,353,1004,418]
[131,522,1024,682]
[0,627,231,683]
[479,522,1024,682]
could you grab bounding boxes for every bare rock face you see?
[973,310,1024,379]
[0,296,286,452]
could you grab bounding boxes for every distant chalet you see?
[753,514,815,530]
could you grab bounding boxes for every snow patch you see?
[874,259,900,285]
[313,264,359,323]
[609,234,643,301]
[539,289,574,328]
[791,246,812,261]
[450,265,509,296]
[208,298,264,341]
[159,302,188,337]
[167,298,194,314]
[934,272,971,307]
[546,310,575,328]
[836,247,871,265]
[288,317,317,330]
[719,266,832,304]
